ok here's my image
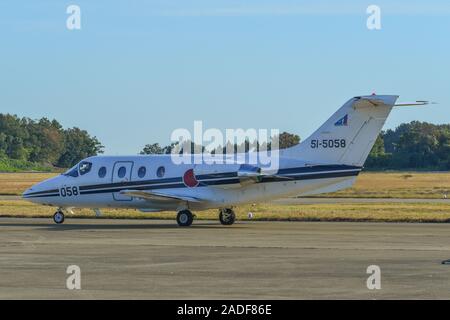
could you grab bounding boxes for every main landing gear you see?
[219,208,236,226]
[175,208,236,227]
[176,209,194,227]
[53,209,65,224]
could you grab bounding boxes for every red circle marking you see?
[183,169,199,188]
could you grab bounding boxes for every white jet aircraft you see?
[23,95,428,226]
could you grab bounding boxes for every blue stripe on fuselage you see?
[22,165,361,199]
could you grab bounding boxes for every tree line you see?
[366,121,450,170]
[0,112,448,171]
[0,114,103,169]
[141,121,450,171]
[139,132,300,156]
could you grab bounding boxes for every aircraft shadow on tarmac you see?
[0,221,244,231]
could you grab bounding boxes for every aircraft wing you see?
[237,164,293,181]
[120,190,202,202]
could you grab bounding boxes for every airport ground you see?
[0,171,449,299]
[0,218,449,299]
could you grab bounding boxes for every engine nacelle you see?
[237,164,262,178]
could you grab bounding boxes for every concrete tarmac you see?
[0,218,449,299]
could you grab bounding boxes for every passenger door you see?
[112,161,134,201]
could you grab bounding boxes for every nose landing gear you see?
[53,210,65,224]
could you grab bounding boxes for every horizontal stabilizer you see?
[394,101,435,107]
[353,96,398,109]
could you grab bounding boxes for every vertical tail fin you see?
[281,95,399,167]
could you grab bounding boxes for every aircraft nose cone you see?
[22,176,61,202]
[22,187,33,198]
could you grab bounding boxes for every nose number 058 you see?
[60,186,79,197]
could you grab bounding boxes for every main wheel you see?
[219,208,236,226]
[176,210,193,227]
[53,211,65,224]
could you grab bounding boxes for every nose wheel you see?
[53,210,65,224]
[219,208,236,225]
[177,209,194,227]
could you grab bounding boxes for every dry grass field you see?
[1,199,449,222]
[0,172,57,195]
[321,172,450,199]
[0,171,449,222]
[0,171,448,198]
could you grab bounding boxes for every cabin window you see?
[79,161,92,176]
[138,166,146,178]
[118,166,126,178]
[98,166,107,178]
[156,166,165,178]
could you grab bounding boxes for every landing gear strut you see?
[177,209,194,227]
[219,208,236,226]
[53,210,65,224]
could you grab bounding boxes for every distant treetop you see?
[0,113,103,168]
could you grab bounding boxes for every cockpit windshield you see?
[63,161,92,177]
[63,165,79,177]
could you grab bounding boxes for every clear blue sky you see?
[0,1,449,155]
